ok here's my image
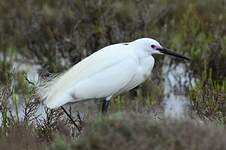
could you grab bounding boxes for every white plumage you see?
[38,38,189,109]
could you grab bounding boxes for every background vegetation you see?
[0,0,226,149]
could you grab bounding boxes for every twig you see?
[61,106,81,132]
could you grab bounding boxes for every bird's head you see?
[131,38,190,60]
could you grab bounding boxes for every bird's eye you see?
[151,45,156,49]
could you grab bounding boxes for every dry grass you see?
[72,112,226,150]
[0,123,45,150]
[1,112,226,150]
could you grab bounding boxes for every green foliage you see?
[159,0,226,80]
[50,137,70,150]
[0,0,224,72]
[190,67,226,122]
[0,61,11,84]
[0,0,225,78]
[0,0,165,72]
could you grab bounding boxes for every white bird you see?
[38,38,189,113]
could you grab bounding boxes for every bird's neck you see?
[129,42,150,58]
[129,46,150,59]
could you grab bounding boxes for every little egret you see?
[38,38,189,115]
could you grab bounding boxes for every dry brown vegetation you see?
[0,0,226,149]
[1,112,226,150]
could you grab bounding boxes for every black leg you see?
[61,106,81,132]
[102,99,110,113]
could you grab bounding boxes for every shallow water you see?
[162,58,195,119]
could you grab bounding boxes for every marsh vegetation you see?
[0,0,226,149]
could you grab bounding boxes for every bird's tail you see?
[25,69,61,108]
[36,73,62,108]
[37,70,76,109]
[36,68,80,109]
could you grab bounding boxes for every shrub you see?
[190,68,226,122]
[72,112,226,150]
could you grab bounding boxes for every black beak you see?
[157,48,190,60]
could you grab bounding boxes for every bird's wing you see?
[39,44,138,108]
[73,57,137,100]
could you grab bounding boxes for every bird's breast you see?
[122,56,155,92]
[136,56,155,80]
